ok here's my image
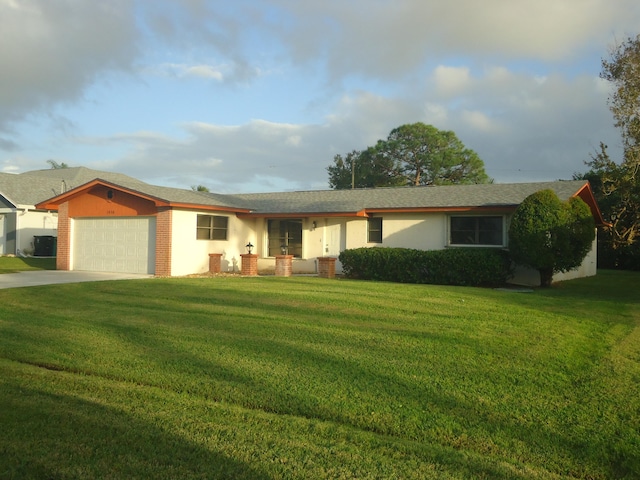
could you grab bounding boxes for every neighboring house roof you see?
[2,167,246,211]
[0,167,146,207]
[30,168,605,225]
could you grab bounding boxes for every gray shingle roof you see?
[0,167,147,206]
[1,167,244,210]
[6,167,590,216]
[228,180,590,214]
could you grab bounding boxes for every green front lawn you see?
[0,256,56,273]
[0,272,638,479]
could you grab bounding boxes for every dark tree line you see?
[577,35,640,270]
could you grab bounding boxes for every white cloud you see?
[461,110,498,133]
[0,0,632,192]
[0,0,137,130]
[433,66,472,98]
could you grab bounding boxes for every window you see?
[450,216,503,246]
[268,219,302,257]
[368,217,383,243]
[196,215,228,240]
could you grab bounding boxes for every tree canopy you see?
[46,159,69,169]
[577,35,640,269]
[508,189,595,287]
[328,123,491,189]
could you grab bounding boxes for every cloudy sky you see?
[1,0,638,193]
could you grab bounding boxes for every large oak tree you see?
[328,123,491,189]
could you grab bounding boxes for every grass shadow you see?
[0,256,56,273]
[0,370,269,480]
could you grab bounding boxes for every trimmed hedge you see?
[339,247,512,287]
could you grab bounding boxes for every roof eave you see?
[574,182,609,226]
[35,179,252,214]
[237,210,368,218]
[363,205,517,214]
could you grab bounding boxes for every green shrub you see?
[339,247,511,286]
[508,190,595,287]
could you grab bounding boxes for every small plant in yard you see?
[0,271,638,479]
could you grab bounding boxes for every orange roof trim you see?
[35,179,252,214]
[574,182,608,226]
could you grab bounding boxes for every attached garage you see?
[73,217,156,274]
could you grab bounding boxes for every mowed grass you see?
[0,256,56,273]
[0,271,638,479]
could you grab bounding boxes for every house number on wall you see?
[106,210,116,215]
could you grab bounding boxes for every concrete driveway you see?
[0,270,153,289]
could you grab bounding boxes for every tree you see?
[191,185,210,192]
[508,190,595,287]
[327,123,491,189]
[578,35,640,269]
[602,35,640,168]
[47,159,69,169]
[327,149,404,189]
[379,123,491,186]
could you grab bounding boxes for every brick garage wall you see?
[155,207,172,276]
[56,202,71,270]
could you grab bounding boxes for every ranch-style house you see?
[0,167,606,286]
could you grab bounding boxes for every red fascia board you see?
[36,179,162,209]
[574,182,608,226]
[237,211,368,219]
[169,203,252,214]
[35,179,252,214]
[362,206,517,215]
[237,206,515,218]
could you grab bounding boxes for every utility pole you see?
[351,157,355,189]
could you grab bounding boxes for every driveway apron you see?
[0,271,152,289]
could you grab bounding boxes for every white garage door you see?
[73,217,156,274]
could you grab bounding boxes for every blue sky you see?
[1,0,639,193]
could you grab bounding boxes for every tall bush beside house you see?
[508,190,595,287]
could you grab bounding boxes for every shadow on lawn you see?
[82,297,625,479]
[0,381,269,480]
[6,275,639,478]
[0,256,56,273]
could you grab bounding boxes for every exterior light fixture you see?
[246,242,254,254]
[280,244,287,255]
[311,221,317,230]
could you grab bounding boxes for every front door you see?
[324,223,343,257]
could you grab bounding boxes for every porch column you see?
[317,256,337,279]
[209,253,223,274]
[275,254,293,277]
[240,254,258,276]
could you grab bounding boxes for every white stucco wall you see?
[377,213,448,250]
[245,212,599,284]
[15,210,58,255]
[170,210,256,276]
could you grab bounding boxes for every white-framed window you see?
[196,215,228,240]
[449,216,504,246]
[368,217,383,243]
